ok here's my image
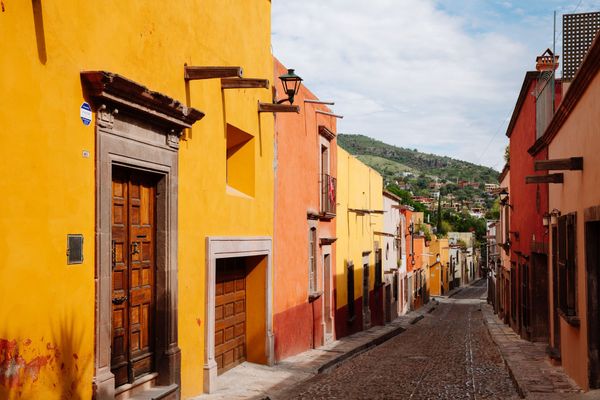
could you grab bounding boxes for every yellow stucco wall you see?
[0,1,273,398]
[428,238,449,296]
[335,149,383,311]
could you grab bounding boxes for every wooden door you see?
[111,169,156,387]
[215,258,247,374]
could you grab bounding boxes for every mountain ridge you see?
[337,134,499,184]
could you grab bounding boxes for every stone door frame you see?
[82,71,203,399]
[204,236,273,394]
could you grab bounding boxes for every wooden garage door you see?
[215,258,247,374]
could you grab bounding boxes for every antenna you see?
[552,10,556,113]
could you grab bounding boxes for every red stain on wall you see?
[196,318,202,327]
[0,338,53,389]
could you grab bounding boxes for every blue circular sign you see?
[80,102,92,126]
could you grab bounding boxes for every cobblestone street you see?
[272,280,520,400]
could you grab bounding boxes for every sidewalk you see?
[482,303,585,399]
[193,299,440,400]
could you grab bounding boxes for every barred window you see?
[309,228,317,293]
[558,213,577,316]
[347,261,355,319]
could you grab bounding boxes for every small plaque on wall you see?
[67,234,84,264]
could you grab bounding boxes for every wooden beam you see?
[525,173,564,184]
[184,66,242,80]
[534,157,583,171]
[258,103,299,113]
[221,78,269,89]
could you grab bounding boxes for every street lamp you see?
[550,208,561,225]
[277,69,303,104]
[542,212,551,227]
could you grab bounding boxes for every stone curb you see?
[317,302,436,374]
[317,324,406,373]
[480,304,529,399]
[481,302,582,399]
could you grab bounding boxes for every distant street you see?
[274,280,520,400]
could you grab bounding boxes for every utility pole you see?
[436,192,442,233]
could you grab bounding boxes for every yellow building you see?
[0,1,274,398]
[335,149,384,337]
[428,238,450,296]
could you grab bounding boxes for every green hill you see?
[338,134,499,184]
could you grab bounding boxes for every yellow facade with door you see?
[428,238,449,296]
[0,1,273,398]
[335,149,383,332]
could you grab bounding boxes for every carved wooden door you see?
[111,169,156,387]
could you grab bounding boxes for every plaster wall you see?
[0,1,274,398]
[548,68,600,390]
[334,149,383,338]
[272,58,337,361]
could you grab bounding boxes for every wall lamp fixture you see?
[276,69,303,104]
[543,209,561,226]
[499,188,513,209]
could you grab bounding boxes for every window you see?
[320,143,336,215]
[535,71,554,139]
[347,261,355,319]
[558,213,578,317]
[375,248,382,287]
[309,228,317,293]
[511,265,516,322]
[226,124,255,196]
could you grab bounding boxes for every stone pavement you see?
[482,302,585,399]
[193,298,440,399]
[270,280,520,400]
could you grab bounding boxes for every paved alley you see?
[271,280,520,400]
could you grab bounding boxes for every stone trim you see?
[204,236,273,393]
[318,125,336,141]
[81,71,204,130]
[94,105,180,399]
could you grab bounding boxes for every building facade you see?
[530,34,600,390]
[0,2,275,398]
[272,57,338,361]
[335,149,384,338]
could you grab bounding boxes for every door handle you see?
[131,242,140,255]
[112,296,128,305]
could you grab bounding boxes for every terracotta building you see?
[529,32,600,390]
[504,50,561,342]
[272,57,338,361]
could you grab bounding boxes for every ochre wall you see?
[334,149,383,338]
[0,1,273,398]
[548,71,600,390]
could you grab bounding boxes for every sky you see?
[272,0,600,171]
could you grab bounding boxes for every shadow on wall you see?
[32,0,47,64]
[0,313,91,399]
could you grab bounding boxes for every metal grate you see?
[563,12,600,80]
[67,234,84,264]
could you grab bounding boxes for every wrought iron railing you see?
[321,173,336,215]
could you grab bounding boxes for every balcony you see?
[321,173,337,218]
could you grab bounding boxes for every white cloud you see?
[272,0,600,171]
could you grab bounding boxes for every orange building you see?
[272,58,338,361]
